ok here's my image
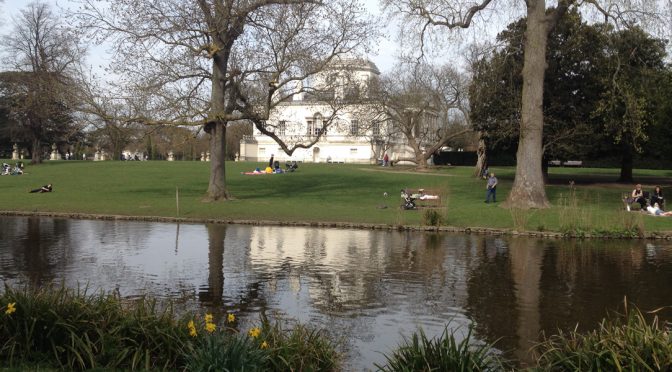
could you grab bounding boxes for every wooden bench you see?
[400,188,443,209]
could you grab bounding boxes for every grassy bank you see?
[0,160,671,234]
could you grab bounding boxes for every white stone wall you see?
[241,58,417,164]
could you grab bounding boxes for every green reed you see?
[533,301,672,371]
[375,326,503,372]
[0,284,189,370]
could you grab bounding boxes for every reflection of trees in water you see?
[464,236,518,360]
[538,239,672,334]
[2,217,73,286]
[465,237,672,366]
[199,224,269,315]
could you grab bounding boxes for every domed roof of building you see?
[327,56,380,75]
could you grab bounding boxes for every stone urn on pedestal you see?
[200,152,205,161]
[167,151,175,161]
[50,144,61,160]
[206,152,210,162]
[12,144,19,160]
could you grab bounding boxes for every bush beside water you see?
[1,286,670,371]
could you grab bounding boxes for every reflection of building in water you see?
[248,226,395,308]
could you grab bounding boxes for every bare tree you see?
[386,0,666,208]
[75,0,375,201]
[1,2,85,163]
[372,62,472,169]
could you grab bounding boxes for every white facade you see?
[240,58,414,164]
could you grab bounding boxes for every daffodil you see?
[204,313,213,323]
[205,322,216,333]
[260,341,269,349]
[188,320,197,337]
[5,302,16,315]
[227,313,235,323]
[248,327,261,338]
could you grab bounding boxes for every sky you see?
[0,0,401,73]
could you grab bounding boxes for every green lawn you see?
[0,160,670,234]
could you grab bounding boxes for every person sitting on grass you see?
[29,184,52,193]
[651,186,664,210]
[631,184,647,211]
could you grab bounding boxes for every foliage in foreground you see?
[2,285,672,371]
[533,304,672,371]
[0,285,339,371]
[375,326,502,372]
[0,285,188,370]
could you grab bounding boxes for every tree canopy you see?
[470,10,669,181]
[75,0,375,200]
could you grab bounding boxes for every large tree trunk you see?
[31,137,41,164]
[207,122,230,200]
[506,0,550,209]
[619,145,634,182]
[474,134,487,178]
[205,61,231,201]
[415,153,430,169]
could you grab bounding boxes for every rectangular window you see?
[259,147,266,154]
[372,122,381,136]
[278,120,286,136]
[306,120,313,136]
[350,148,358,153]
[350,120,359,136]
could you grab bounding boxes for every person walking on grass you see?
[485,172,497,203]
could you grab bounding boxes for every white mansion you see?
[239,58,420,164]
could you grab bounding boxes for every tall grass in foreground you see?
[375,326,503,372]
[0,285,339,371]
[0,284,188,370]
[533,303,672,371]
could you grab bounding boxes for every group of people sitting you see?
[244,155,299,175]
[1,162,24,176]
[626,184,667,215]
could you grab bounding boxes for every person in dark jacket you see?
[651,186,664,210]
[30,184,52,193]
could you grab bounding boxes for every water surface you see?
[2,216,672,369]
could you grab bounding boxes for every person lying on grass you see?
[646,203,672,216]
[29,184,52,193]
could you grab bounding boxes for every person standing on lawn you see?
[485,172,497,203]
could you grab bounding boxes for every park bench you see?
[400,188,443,209]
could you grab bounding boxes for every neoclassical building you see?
[239,58,416,164]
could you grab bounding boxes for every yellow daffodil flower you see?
[248,327,261,338]
[5,302,16,315]
[260,341,269,349]
[204,313,213,323]
[205,322,216,333]
[227,313,235,323]
[188,320,197,337]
